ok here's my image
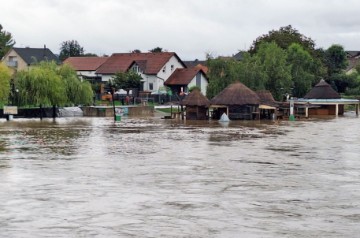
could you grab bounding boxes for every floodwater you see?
[0,113,360,238]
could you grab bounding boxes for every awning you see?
[259,105,276,110]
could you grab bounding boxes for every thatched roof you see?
[304,79,341,99]
[181,89,210,107]
[256,90,278,106]
[210,82,260,106]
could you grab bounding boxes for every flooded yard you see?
[0,114,360,237]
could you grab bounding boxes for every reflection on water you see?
[1,115,360,237]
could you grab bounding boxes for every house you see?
[164,67,209,96]
[95,52,186,92]
[1,46,59,72]
[63,56,108,81]
[345,51,360,74]
[210,82,260,120]
[181,88,210,120]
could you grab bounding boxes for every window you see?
[132,65,139,72]
[149,83,154,90]
[162,66,166,73]
[7,56,18,67]
[171,65,174,71]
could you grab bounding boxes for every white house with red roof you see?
[164,67,209,96]
[95,52,186,92]
[63,56,108,80]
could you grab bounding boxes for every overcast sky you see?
[1,0,360,60]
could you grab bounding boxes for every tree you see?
[324,44,348,76]
[149,47,163,53]
[109,71,142,95]
[287,43,316,97]
[15,61,93,106]
[249,25,316,56]
[59,40,84,61]
[0,24,16,59]
[206,58,240,99]
[256,42,292,100]
[0,62,11,105]
[131,49,141,53]
[58,64,93,105]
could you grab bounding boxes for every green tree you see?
[325,44,348,76]
[249,25,316,55]
[287,43,316,97]
[16,62,66,106]
[206,58,239,99]
[0,63,11,105]
[0,24,15,59]
[110,71,142,95]
[256,42,292,100]
[59,40,84,61]
[15,61,93,106]
[238,52,268,91]
[58,64,93,105]
[149,47,163,53]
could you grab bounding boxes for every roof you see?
[304,79,341,99]
[210,82,260,106]
[181,89,210,107]
[346,51,360,58]
[13,47,59,65]
[63,57,108,71]
[96,52,185,75]
[164,67,207,86]
[183,59,207,68]
[256,90,278,107]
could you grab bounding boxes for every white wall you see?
[187,73,208,96]
[154,55,185,92]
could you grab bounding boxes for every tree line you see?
[206,25,360,100]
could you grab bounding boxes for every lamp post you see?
[111,87,116,122]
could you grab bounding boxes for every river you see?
[0,113,360,237]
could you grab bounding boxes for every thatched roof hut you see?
[304,79,341,99]
[210,82,260,105]
[181,89,210,107]
[256,90,278,107]
[181,89,210,120]
[210,82,260,120]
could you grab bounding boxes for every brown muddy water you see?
[0,113,360,238]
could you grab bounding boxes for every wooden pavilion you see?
[256,90,279,119]
[181,89,210,120]
[297,79,359,116]
[210,82,260,120]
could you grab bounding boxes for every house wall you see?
[154,56,185,92]
[97,55,184,93]
[187,72,208,95]
[78,71,97,78]
[2,50,29,71]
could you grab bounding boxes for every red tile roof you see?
[165,67,206,86]
[64,57,108,71]
[96,52,183,75]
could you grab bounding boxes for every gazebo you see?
[181,89,210,120]
[297,79,359,116]
[210,82,260,120]
[256,90,279,119]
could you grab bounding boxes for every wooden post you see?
[335,104,339,116]
[305,106,309,118]
[40,104,43,120]
[356,104,359,116]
